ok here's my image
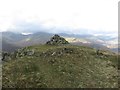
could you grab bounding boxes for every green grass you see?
[2,45,118,88]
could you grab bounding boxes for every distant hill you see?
[2,40,20,52]
[1,31,53,52]
[1,31,118,53]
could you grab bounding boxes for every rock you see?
[46,34,69,45]
[2,52,11,61]
[52,52,56,56]
[26,49,35,56]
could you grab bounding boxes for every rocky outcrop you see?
[46,34,69,45]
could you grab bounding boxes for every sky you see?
[0,0,119,34]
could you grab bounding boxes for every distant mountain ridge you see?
[2,40,20,52]
[1,31,118,53]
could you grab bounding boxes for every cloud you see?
[0,0,118,34]
[4,21,117,35]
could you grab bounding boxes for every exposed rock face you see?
[46,34,69,45]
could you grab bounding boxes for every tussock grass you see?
[2,45,118,88]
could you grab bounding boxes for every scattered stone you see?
[26,49,35,56]
[52,52,56,56]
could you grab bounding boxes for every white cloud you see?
[0,0,119,33]
[21,32,33,35]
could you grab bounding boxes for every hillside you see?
[2,40,20,52]
[2,44,118,88]
[1,32,53,52]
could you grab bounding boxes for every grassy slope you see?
[2,45,118,88]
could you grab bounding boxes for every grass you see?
[2,45,118,88]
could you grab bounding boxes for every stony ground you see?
[2,45,118,88]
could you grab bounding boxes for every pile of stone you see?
[46,34,69,45]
